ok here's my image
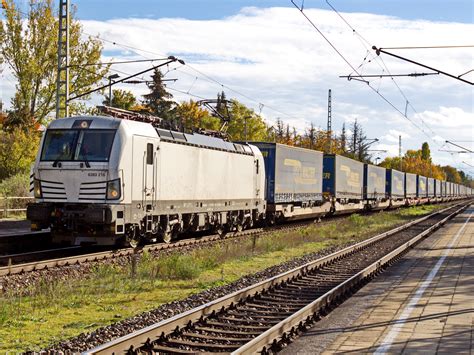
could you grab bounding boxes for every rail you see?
[85,202,468,354]
[0,196,33,218]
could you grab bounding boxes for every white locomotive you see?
[27,116,266,246]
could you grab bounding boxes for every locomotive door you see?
[132,136,157,216]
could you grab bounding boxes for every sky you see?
[1,0,473,174]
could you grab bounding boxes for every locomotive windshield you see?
[41,129,116,162]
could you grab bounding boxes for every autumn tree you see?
[0,123,41,180]
[0,0,108,127]
[103,89,137,110]
[421,142,431,161]
[226,100,268,142]
[175,100,220,132]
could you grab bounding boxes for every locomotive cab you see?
[27,116,128,245]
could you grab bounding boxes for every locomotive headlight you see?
[106,178,121,200]
[34,179,42,198]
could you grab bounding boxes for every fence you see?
[0,196,34,219]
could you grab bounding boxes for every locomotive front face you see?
[27,117,125,245]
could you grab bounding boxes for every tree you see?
[304,122,316,149]
[225,100,268,142]
[175,100,220,132]
[142,68,176,122]
[421,142,431,161]
[275,118,285,143]
[103,89,137,110]
[0,124,41,180]
[339,123,347,153]
[0,0,108,127]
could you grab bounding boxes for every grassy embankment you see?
[0,204,443,351]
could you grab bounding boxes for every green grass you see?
[0,204,443,352]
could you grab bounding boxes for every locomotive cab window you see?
[41,129,116,162]
[146,143,154,165]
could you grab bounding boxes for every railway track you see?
[85,201,469,354]
[0,200,463,277]
[0,218,319,276]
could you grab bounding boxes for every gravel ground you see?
[0,236,249,295]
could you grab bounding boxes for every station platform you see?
[283,205,473,354]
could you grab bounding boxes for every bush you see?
[0,126,40,181]
[0,173,30,198]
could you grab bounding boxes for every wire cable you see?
[323,0,444,145]
[291,1,435,144]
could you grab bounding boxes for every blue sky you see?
[73,0,474,23]
[1,1,473,173]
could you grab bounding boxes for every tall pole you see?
[55,0,69,118]
[327,89,332,152]
[399,135,402,171]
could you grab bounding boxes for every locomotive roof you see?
[47,115,122,129]
[156,128,254,155]
[46,116,254,155]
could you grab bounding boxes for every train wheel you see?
[162,231,172,243]
[126,226,141,248]
[236,223,243,233]
[216,225,226,238]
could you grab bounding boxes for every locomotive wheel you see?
[216,225,226,238]
[162,230,172,243]
[126,226,141,248]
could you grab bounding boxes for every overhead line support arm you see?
[372,46,473,85]
[68,56,184,103]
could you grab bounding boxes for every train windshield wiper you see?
[82,154,91,168]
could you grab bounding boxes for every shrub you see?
[0,173,30,198]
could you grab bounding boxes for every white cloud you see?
[1,6,473,173]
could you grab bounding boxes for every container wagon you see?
[417,175,428,203]
[386,168,405,207]
[434,179,442,202]
[251,142,331,222]
[323,154,364,213]
[405,172,417,204]
[427,177,435,201]
[364,164,389,209]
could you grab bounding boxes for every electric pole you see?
[55,0,69,118]
[327,89,332,152]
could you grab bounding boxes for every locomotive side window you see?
[146,143,153,165]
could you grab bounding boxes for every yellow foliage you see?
[380,146,459,181]
[0,125,41,180]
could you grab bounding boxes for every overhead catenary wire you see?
[290,0,435,145]
[68,58,168,68]
[322,0,445,145]
[82,31,306,123]
[380,45,474,50]
[325,0,440,136]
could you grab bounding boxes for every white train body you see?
[28,116,266,245]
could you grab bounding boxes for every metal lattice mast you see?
[55,0,69,118]
[327,89,332,152]
[399,135,402,171]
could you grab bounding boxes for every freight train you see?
[27,115,473,246]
